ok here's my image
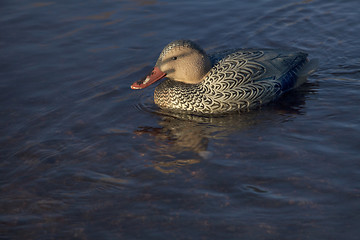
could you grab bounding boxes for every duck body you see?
[131,40,314,115]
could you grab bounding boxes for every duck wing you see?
[200,49,308,111]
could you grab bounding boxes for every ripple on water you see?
[1,0,360,239]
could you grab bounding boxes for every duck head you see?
[131,40,212,89]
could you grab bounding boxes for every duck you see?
[131,40,317,115]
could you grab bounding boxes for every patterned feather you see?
[154,47,308,115]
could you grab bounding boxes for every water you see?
[1,0,360,239]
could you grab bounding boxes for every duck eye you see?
[171,56,177,60]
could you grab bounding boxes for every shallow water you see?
[1,0,360,239]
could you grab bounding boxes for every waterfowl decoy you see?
[131,40,316,115]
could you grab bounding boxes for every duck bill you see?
[131,66,166,89]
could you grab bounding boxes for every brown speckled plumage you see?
[153,41,308,115]
[132,40,311,115]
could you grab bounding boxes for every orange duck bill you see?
[131,66,166,89]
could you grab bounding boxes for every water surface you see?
[1,0,360,239]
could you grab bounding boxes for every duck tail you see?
[294,58,319,88]
[299,58,319,77]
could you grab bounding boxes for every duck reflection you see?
[134,82,317,173]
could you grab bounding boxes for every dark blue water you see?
[1,0,360,239]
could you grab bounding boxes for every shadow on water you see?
[132,81,318,174]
